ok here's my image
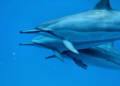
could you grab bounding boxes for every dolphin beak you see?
[19,42,34,45]
[20,29,40,33]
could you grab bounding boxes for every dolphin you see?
[20,0,120,54]
[46,42,120,70]
[20,36,112,62]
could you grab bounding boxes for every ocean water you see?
[0,0,120,86]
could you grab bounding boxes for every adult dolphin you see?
[20,0,120,54]
[46,42,120,70]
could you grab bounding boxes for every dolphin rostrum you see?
[46,42,120,70]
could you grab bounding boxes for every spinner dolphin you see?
[20,0,120,54]
[46,42,120,70]
[20,36,111,61]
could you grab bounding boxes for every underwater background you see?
[0,0,120,86]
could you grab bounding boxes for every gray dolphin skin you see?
[20,0,120,54]
[46,42,120,70]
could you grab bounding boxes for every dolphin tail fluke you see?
[73,58,88,69]
[53,50,64,62]
[20,29,40,33]
[19,42,34,45]
[63,40,79,54]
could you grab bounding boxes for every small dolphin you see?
[46,42,120,70]
[20,0,120,54]
[20,36,112,62]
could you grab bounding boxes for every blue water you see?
[1,0,120,86]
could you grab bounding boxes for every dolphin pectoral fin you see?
[53,50,64,62]
[62,40,79,54]
[20,29,40,33]
[45,55,55,59]
[73,58,88,69]
[19,42,34,45]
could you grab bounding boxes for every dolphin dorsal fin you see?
[93,0,112,10]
